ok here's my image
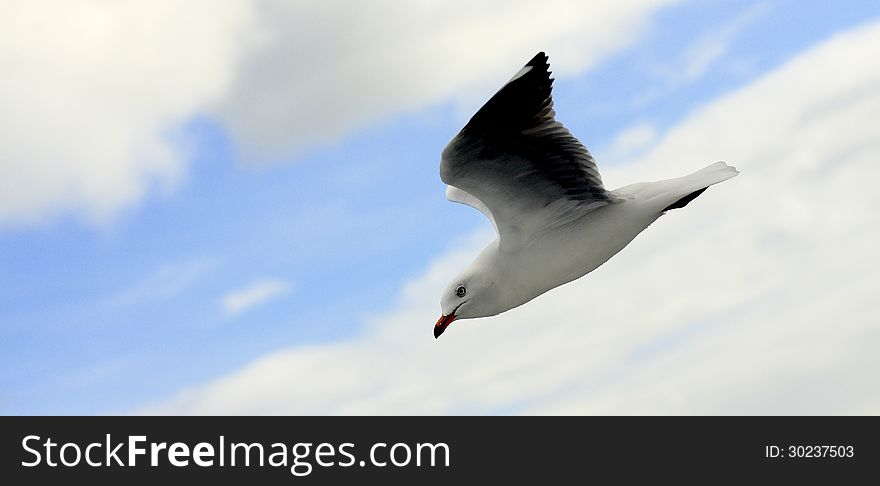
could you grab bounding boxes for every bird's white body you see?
[451,162,738,319]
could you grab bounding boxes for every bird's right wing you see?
[445,185,498,235]
[440,52,616,248]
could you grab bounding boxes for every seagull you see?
[434,52,738,338]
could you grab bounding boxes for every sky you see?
[1,0,879,415]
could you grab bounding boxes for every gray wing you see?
[440,52,614,246]
[445,185,498,235]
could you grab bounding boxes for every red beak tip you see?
[434,314,455,339]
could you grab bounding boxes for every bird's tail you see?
[613,161,738,212]
[659,161,739,212]
[682,161,739,188]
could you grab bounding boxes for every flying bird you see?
[434,52,738,338]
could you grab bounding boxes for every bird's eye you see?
[455,286,466,298]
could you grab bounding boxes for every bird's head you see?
[434,266,501,338]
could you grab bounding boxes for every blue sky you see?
[2,0,879,415]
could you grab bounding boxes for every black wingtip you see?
[525,52,552,87]
[662,187,709,212]
[527,51,547,65]
[459,51,555,133]
[525,52,550,72]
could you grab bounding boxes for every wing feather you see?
[440,52,615,247]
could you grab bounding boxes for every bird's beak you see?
[434,312,456,338]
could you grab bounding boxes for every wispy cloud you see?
[633,3,769,107]
[676,3,768,83]
[142,20,880,415]
[220,279,292,317]
[105,259,214,309]
[604,121,658,163]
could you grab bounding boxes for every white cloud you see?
[0,0,258,226]
[217,0,680,159]
[221,278,292,317]
[0,0,679,226]
[141,19,880,415]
